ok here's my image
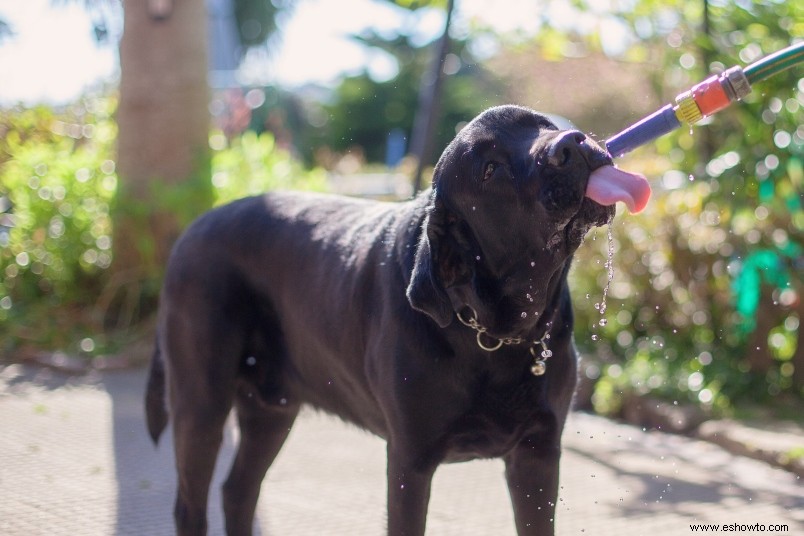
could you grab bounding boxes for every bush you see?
[209,130,327,206]
[571,0,803,415]
[0,99,117,355]
[574,174,801,415]
[0,97,327,359]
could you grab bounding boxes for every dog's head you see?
[407,105,625,337]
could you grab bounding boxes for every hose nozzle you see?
[674,66,752,125]
[605,66,752,158]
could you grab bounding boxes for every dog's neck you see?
[452,299,560,377]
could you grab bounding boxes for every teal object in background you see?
[732,249,796,333]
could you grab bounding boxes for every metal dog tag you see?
[531,360,546,376]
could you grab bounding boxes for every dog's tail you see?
[145,334,169,445]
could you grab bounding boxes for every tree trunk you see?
[110,0,212,327]
[745,285,784,375]
[410,0,455,194]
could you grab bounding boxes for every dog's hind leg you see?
[223,394,299,536]
[166,316,241,536]
[172,407,230,536]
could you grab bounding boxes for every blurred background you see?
[0,0,801,431]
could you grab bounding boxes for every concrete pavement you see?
[0,364,801,535]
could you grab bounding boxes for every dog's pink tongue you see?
[586,165,651,214]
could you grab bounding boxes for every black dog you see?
[145,105,645,535]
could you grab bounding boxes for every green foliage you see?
[319,32,503,165]
[0,103,115,297]
[0,97,327,359]
[570,0,803,415]
[233,0,283,48]
[387,0,446,9]
[322,72,420,164]
[210,130,328,205]
[0,98,117,354]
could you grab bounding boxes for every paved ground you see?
[0,364,801,536]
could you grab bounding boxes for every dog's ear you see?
[406,196,459,328]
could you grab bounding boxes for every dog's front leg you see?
[504,440,561,535]
[386,444,437,536]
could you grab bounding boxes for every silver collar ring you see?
[457,306,523,351]
[457,307,503,351]
[477,331,504,352]
[456,305,552,376]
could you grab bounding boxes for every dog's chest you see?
[442,379,553,461]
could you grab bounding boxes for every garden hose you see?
[604,41,804,158]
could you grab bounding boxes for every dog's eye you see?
[483,162,500,181]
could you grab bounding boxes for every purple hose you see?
[604,104,682,158]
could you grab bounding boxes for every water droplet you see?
[246,356,257,366]
[80,338,95,352]
[688,174,695,181]
[476,255,481,261]
[521,311,528,318]
[594,224,615,323]
[530,261,536,267]
[591,335,599,341]
[598,318,608,327]
[526,293,533,302]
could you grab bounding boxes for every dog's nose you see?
[547,130,587,168]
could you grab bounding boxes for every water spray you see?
[604,41,804,159]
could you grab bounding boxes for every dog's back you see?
[145,191,429,445]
